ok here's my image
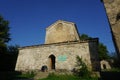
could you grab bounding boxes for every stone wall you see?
[15,40,99,71]
[45,20,80,44]
[100,60,111,70]
[103,0,120,58]
[15,20,100,72]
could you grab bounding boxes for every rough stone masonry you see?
[15,20,100,72]
[103,0,120,58]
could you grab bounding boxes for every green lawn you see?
[39,73,98,80]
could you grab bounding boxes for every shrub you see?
[74,56,90,78]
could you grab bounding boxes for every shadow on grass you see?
[0,71,21,80]
[0,71,36,80]
[1,70,120,80]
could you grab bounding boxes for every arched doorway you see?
[49,54,55,70]
[103,64,106,69]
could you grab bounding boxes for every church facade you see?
[15,20,100,71]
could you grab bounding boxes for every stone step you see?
[34,72,49,80]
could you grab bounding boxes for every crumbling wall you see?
[103,0,120,58]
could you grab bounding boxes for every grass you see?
[16,71,35,79]
[102,68,120,72]
[39,73,98,80]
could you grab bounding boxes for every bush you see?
[74,56,90,78]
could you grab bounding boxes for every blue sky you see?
[0,0,115,53]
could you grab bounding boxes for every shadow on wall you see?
[88,38,100,71]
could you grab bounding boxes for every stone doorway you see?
[49,54,56,70]
[103,64,106,69]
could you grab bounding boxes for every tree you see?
[7,45,19,54]
[0,15,19,71]
[80,34,109,60]
[98,43,109,60]
[80,34,92,40]
[110,52,120,68]
[0,15,11,54]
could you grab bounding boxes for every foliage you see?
[39,73,98,80]
[75,56,90,78]
[0,45,19,71]
[80,34,110,60]
[0,15,10,43]
[98,43,109,60]
[110,52,120,68]
[80,34,92,40]
[0,15,10,54]
[7,45,19,54]
[0,43,7,54]
[102,67,120,72]
[0,15,19,71]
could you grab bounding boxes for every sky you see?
[0,0,115,53]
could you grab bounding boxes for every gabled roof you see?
[46,20,75,30]
[19,38,98,50]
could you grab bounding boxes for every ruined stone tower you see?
[45,20,80,44]
[103,0,120,58]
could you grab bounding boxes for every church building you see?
[15,20,100,72]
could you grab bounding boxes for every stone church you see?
[15,20,100,72]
